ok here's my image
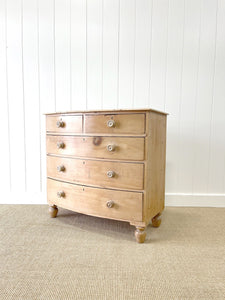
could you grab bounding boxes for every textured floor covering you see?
[0,205,224,300]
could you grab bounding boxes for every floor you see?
[0,205,224,300]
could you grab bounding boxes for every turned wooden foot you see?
[135,227,146,243]
[49,205,58,218]
[151,212,161,227]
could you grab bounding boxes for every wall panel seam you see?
[207,0,219,193]
[21,0,27,191]
[147,0,153,107]
[5,0,12,190]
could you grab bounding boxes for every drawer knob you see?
[57,165,65,172]
[107,120,115,128]
[107,170,115,178]
[106,200,114,208]
[56,120,64,128]
[57,191,65,198]
[57,141,65,149]
[107,144,116,152]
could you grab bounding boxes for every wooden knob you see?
[57,191,65,198]
[56,120,64,128]
[107,170,115,178]
[107,120,115,128]
[57,165,65,172]
[106,200,114,208]
[57,141,65,149]
[107,144,116,152]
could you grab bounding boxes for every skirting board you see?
[1,192,225,207]
[165,193,225,207]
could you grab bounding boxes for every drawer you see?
[47,178,143,222]
[47,156,144,190]
[46,115,82,133]
[46,136,145,161]
[84,114,145,134]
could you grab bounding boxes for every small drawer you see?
[84,113,145,134]
[46,135,145,161]
[47,156,144,190]
[46,115,82,133]
[47,178,143,222]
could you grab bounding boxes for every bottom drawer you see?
[47,178,143,222]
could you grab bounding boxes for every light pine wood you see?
[46,135,145,161]
[48,205,58,218]
[45,108,168,115]
[84,113,145,134]
[47,178,143,222]
[46,109,167,243]
[46,115,82,133]
[151,213,162,227]
[47,155,144,190]
[143,111,167,224]
[134,227,146,243]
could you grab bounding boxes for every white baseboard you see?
[0,192,225,207]
[165,193,225,207]
[0,192,46,205]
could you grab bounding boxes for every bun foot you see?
[135,227,146,243]
[152,213,161,227]
[49,205,58,218]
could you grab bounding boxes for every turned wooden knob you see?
[56,120,64,128]
[107,144,116,152]
[107,170,115,178]
[107,119,115,128]
[57,191,65,198]
[106,200,114,208]
[57,165,65,172]
[57,141,65,149]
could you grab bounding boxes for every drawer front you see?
[47,178,143,222]
[84,114,145,134]
[46,115,82,133]
[47,156,144,190]
[46,136,145,161]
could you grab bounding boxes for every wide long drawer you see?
[84,113,145,134]
[46,115,82,133]
[47,178,143,222]
[46,135,145,161]
[47,156,144,190]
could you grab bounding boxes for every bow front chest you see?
[46,109,167,243]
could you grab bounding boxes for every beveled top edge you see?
[44,108,168,116]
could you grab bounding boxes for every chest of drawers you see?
[46,109,167,243]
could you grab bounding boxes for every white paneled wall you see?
[0,0,225,206]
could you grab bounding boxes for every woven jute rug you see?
[0,205,224,299]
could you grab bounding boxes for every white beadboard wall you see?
[0,0,225,206]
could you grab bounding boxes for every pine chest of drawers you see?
[46,109,167,243]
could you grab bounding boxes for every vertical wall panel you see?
[55,0,71,111]
[0,0,10,190]
[6,0,26,192]
[176,0,201,193]
[133,0,152,108]
[102,0,119,109]
[39,0,55,194]
[118,0,135,108]
[192,0,218,194]
[38,0,55,113]
[164,0,185,193]
[1,0,225,205]
[86,0,102,109]
[71,0,87,110]
[22,0,41,192]
[149,0,169,111]
[208,0,225,194]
